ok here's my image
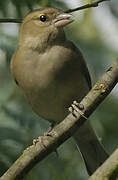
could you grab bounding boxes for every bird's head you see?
[19,8,73,51]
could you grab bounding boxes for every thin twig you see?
[0,59,118,180]
[0,18,22,23]
[0,0,110,23]
[65,0,110,13]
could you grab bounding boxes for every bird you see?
[10,7,108,175]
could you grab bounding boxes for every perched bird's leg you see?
[33,122,55,145]
[44,122,55,136]
[33,136,44,146]
[69,100,87,120]
[33,122,59,156]
[45,122,59,156]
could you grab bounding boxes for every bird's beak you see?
[54,13,74,28]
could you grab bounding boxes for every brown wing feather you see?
[66,40,92,89]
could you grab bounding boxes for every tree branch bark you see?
[89,148,118,180]
[0,59,118,180]
[65,0,110,13]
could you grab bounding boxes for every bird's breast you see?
[11,46,89,123]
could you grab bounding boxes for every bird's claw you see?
[69,100,87,119]
[44,122,55,136]
[33,125,59,157]
[33,136,45,147]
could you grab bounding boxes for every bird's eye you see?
[40,15,47,22]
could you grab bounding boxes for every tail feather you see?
[73,121,108,175]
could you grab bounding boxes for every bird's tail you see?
[73,121,108,175]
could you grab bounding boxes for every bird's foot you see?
[69,100,87,119]
[44,122,59,157]
[33,137,59,157]
[33,123,59,157]
[44,122,55,136]
[33,128,53,146]
[33,136,44,146]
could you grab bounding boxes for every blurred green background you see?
[0,0,118,179]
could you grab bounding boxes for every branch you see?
[1,59,118,180]
[0,18,22,23]
[0,0,110,23]
[65,0,110,13]
[89,148,118,180]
